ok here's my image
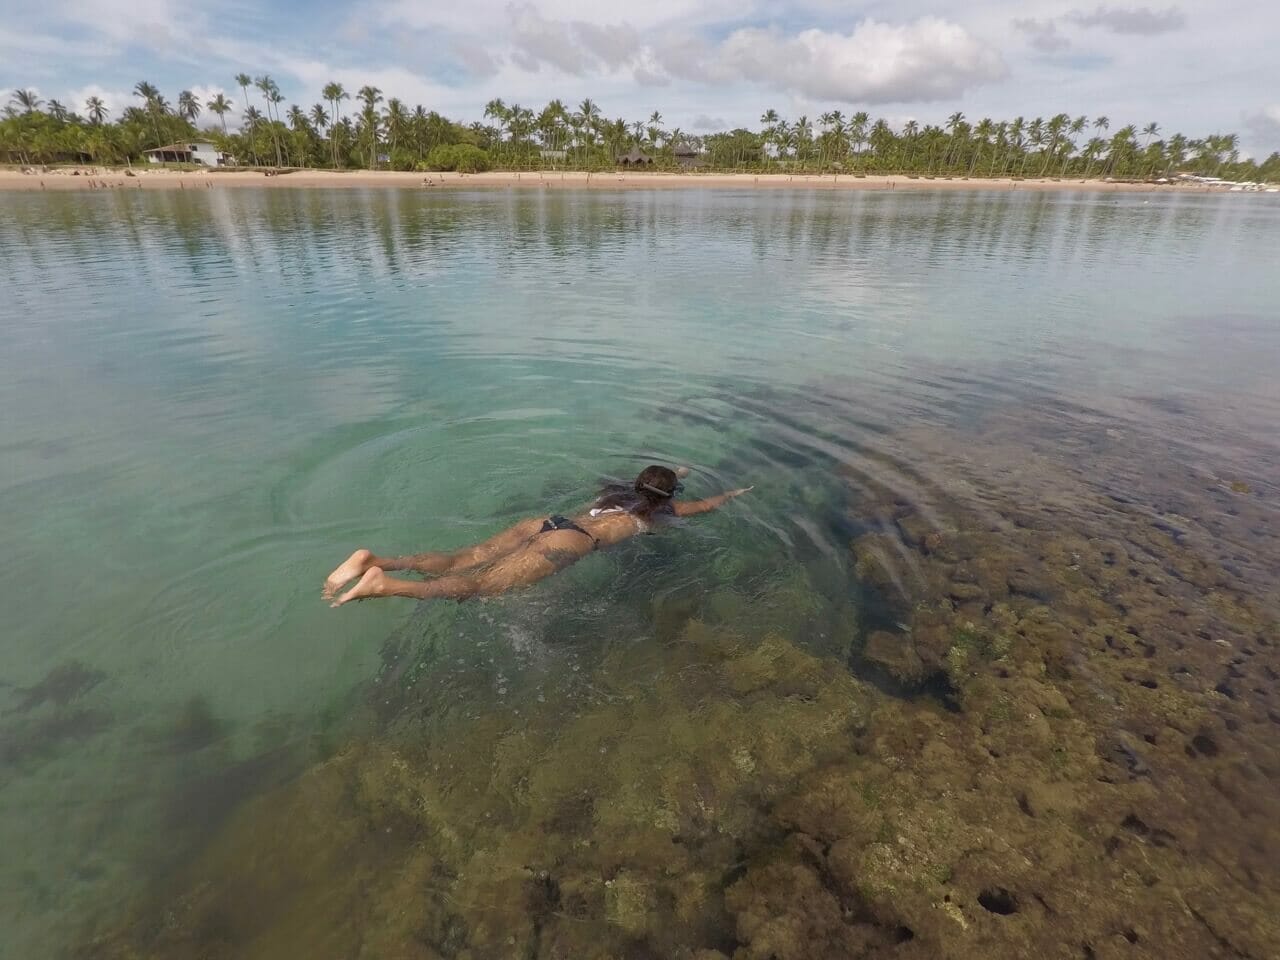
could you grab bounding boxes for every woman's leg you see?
[330,568,483,606]
[322,518,544,598]
[330,530,593,607]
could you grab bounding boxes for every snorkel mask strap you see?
[639,482,674,498]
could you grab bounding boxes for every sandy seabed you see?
[0,167,1234,194]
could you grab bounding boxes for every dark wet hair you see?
[594,465,681,521]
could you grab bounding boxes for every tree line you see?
[4,79,1277,183]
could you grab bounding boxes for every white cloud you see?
[499,13,1006,104]
[186,85,240,129]
[371,0,740,36]
[1244,105,1280,155]
[508,4,641,74]
[270,57,456,117]
[1066,5,1187,34]
[1012,17,1072,52]
[451,39,503,79]
[60,84,135,122]
[4,0,1278,162]
[707,19,1007,104]
[59,0,197,54]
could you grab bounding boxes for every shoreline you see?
[0,167,1250,194]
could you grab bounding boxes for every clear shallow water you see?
[1,188,1278,957]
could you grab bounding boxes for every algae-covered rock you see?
[82,623,880,960]
[861,630,925,686]
[80,415,1280,960]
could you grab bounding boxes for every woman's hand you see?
[728,486,754,498]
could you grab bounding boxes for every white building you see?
[143,141,232,166]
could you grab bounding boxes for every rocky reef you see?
[79,412,1279,960]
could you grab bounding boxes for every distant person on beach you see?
[323,465,752,607]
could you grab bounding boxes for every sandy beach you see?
[0,166,1234,193]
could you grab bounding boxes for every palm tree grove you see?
[2,80,1276,183]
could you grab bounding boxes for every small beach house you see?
[143,141,232,166]
[617,148,654,167]
[673,142,705,170]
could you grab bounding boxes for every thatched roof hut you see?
[672,141,705,169]
[617,148,653,166]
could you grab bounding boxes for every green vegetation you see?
[422,142,492,173]
[4,82,1278,182]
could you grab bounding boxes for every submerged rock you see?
[79,415,1280,960]
[861,630,925,686]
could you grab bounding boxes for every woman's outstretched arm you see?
[672,486,753,517]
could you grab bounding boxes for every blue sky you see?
[4,0,1279,157]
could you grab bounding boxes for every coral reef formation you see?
[80,413,1279,960]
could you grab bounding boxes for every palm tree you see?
[310,103,329,133]
[1093,116,1110,135]
[242,103,265,162]
[357,85,383,168]
[970,118,994,175]
[269,88,286,159]
[384,98,409,160]
[282,104,307,165]
[1067,116,1088,175]
[1106,125,1138,176]
[793,115,813,166]
[85,95,108,125]
[483,98,510,142]
[133,81,164,146]
[235,73,259,165]
[1039,113,1069,176]
[868,118,893,170]
[207,93,233,136]
[178,90,201,123]
[944,112,965,170]
[773,120,792,160]
[322,82,348,167]
[1022,117,1044,175]
[923,125,947,173]
[536,100,568,152]
[902,119,919,169]
[1214,133,1239,176]
[1009,116,1025,156]
[989,121,1009,176]
[1081,137,1106,179]
[11,89,43,114]
[760,108,779,154]
[255,75,284,166]
[850,111,869,169]
[1163,133,1187,177]
[45,99,68,121]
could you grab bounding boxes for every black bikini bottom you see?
[541,515,598,548]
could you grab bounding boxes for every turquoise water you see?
[2,187,1278,956]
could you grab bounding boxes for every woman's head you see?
[634,465,679,501]
[593,465,681,520]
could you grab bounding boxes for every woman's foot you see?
[331,567,386,607]
[323,548,373,599]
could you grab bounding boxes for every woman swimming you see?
[323,465,752,607]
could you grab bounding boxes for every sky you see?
[3,0,1279,158]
